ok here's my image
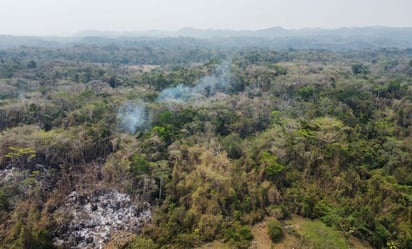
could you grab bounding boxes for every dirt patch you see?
[196,240,230,249]
[347,236,372,249]
[250,217,304,249]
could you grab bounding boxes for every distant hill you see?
[1,26,412,50]
[0,35,66,49]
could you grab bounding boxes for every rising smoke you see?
[155,84,192,103]
[118,61,232,134]
[156,61,232,103]
[117,102,150,134]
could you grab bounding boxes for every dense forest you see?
[0,36,411,249]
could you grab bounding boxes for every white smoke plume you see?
[156,61,232,104]
[117,61,232,134]
[155,84,192,103]
[117,102,150,134]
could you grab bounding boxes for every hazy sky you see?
[1,0,411,36]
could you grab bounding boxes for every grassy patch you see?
[301,220,348,249]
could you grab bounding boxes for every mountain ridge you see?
[1,26,412,50]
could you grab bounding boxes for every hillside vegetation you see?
[0,44,411,249]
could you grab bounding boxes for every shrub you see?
[267,220,284,243]
[224,223,254,249]
[174,233,200,248]
[126,236,157,249]
[0,190,9,211]
[131,154,150,176]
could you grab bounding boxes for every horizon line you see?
[1,25,412,38]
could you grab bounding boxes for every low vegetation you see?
[267,221,284,243]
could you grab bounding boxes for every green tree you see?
[27,60,37,69]
[267,221,284,243]
[351,63,369,75]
